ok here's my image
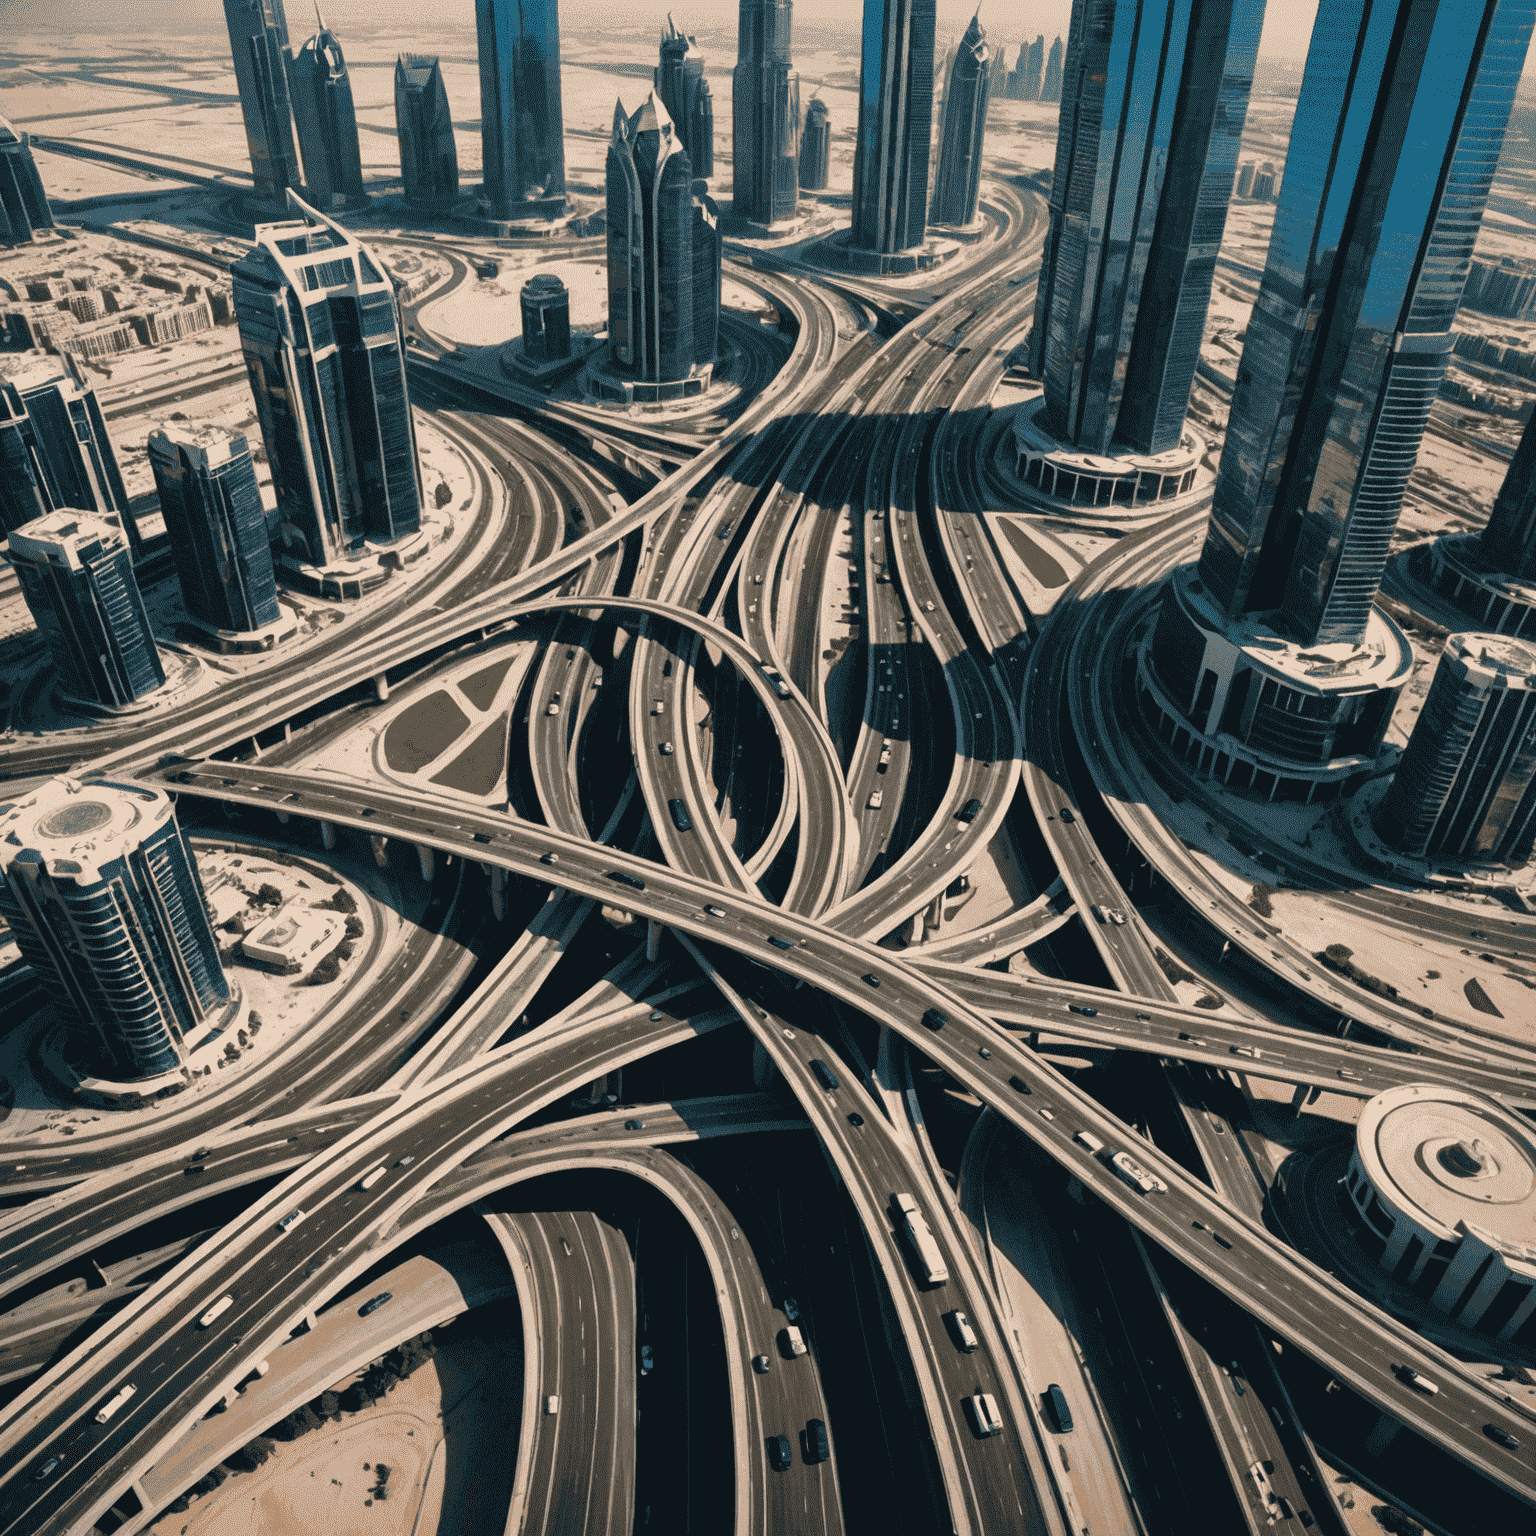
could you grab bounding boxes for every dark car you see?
[184,1162,207,1176]
[768,1434,793,1471]
[768,935,795,951]
[1059,807,1076,824]
[922,1008,948,1031]
[753,1354,772,1375]
[1008,1075,1033,1095]
[804,1418,830,1463]
[847,1112,864,1128]
[607,870,645,890]
[472,831,492,843]
[862,973,881,988]
[1067,1004,1098,1017]
[1485,1424,1520,1450]
[33,1455,65,1482]
[810,1059,840,1092]
[957,798,982,823]
[625,1119,645,1131]
[1045,1384,1074,1433]
[668,798,692,832]
[358,1292,392,1317]
[718,521,735,540]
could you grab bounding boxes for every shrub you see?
[1324,943,1354,967]
[345,913,364,938]
[1248,883,1275,918]
[255,883,283,907]
[434,480,452,508]
[1193,994,1223,1009]
[1154,947,1196,986]
[321,888,357,914]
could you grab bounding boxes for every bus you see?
[892,1192,948,1286]
[95,1385,136,1424]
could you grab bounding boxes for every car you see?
[1485,1423,1520,1449]
[1469,930,1489,940]
[945,1310,978,1352]
[753,1354,772,1375]
[1230,1045,1261,1059]
[862,972,881,988]
[1045,1383,1074,1433]
[1135,1012,1151,1022]
[768,935,795,951]
[659,740,674,755]
[640,1345,653,1374]
[1397,1366,1439,1395]
[718,521,734,539]
[781,1326,808,1358]
[472,831,492,844]
[1038,1107,1056,1121]
[1059,807,1076,824]
[607,870,645,890]
[668,798,692,832]
[810,1059,840,1092]
[957,798,981,823]
[704,904,727,917]
[650,1009,665,1021]
[1177,1032,1206,1045]
[879,742,892,767]
[184,1162,206,1175]
[652,700,666,716]
[804,1418,830,1462]
[1212,1231,1234,1249]
[541,851,560,865]
[923,600,936,612]
[32,1456,65,1482]
[545,702,560,716]
[624,1118,645,1131]
[978,1046,992,1059]
[848,1112,864,1128]
[1008,1075,1033,1095]
[396,1154,416,1167]
[966,1392,1004,1438]
[867,788,883,810]
[922,1008,948,1031]
[1105,908,1127,925]
[199,1295,235,1328]
[358,1292,393,1317]
[277,1209,307,1234]
[768,1433,793,1471]
[1067,1003,1098,1018]
[545,1395,560,1415]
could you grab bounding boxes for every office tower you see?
[148,424,281,635]
[0,778,228,1081]
[607,94,718,385]
[0,115,52,244]
[656,16,714,178]
[476,0,566,220]
[1195,0,1534,651]
[232,192,422,567]
[799,97,830,190]
[9,512,164,708]
[987,44,1007,99]
[931,12,989,227]
[520,273,572,362]
[1029,0,1263,456]
[1235,162,1255,198]
[1482,412,1536,580]
[733,0,799,224]
[1250,161,1275,200]
[1375,634,1536,864]
[0,377,50,536]
[223,0,303,204]
[1041,35,1063,101]
[0,354,137,553]
[850,0,935,255]
[395,55,460,209]
[1023,35,1044,100]
[289,17,366,208]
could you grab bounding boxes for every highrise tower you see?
[1041,34,1063,101]
[232,191,422,567]
[1030,0,1263,456]
[10,512,164,708]
[733,0,799,225]
[289,14,366,208]
[0,115,52,245]
[223,0,303,204]
[476,0,566,220]
[1481,410,1536,581]
[850,0,935,255]
[0,778,228,1082]
[799,97,830,190]
[148,424,282,636]
[656,16,714,178]
[395,55,460,209]
[1022,35,1044,100]
[930,12,989,227]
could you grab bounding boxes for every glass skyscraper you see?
[289,19,366,209]
[733,0,799,225]
[395,55,459,209]
[0,355,137,553]
[0,778,228,1082]
[930,12,989,227]
[223,0,303,205]
[0,114,52,245]
[1375,633,1536,864]
[1041,35,1063,102]
[9,511,165,708]
[232,192,422,568]
[1028,0,1263,456]
[476,0,567,220]
[799,97,830,191]
[1480,408,1536,579]
[1196,0,1536,648]
[657,17,714,179]
[849,0,935,254]
[149,423,282,636]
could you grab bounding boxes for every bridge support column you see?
[903,911,924,945]
[374,673,390,702]
[418,843,435,882]
[491,866,507,919]
[319,820,338,850]
[646,919,663,962]
[283,720,292,741]
[1027,1030,1040,1050]
[925,891,944,935]
[371,835,389,868]
[1289,1083,1322,1116]
[1364,1412,1401,1457]
[752,1038,778,1090]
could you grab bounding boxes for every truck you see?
[94,1384,136,1424]
[1110,1150,1167,1194]
[892,1192,949,1286]
[198,1294,234,1328]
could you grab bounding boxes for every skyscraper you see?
[1480,409,1536,580]
[232,191,422,567]
[1375,633,1536,865]
[733,0,799,225]
[476,0,566,221]
[930,12,989,227]
[1041,34,1063,102]
[0,778,228,1082]
[0,115,52,245]
[0,355,137,553]
[1029,0,1263,456]
[395,54,460,209]
[606,94,718,387]
[799,97,830,190]
[850,0,935,255]
[148,423,282,636]
[1195,0,1535,650]
[656,16,715,178]
[9,511,164,708]
[520,273,572,362]
[223,0,303,205]
[1022,35,1044,100]
[289,16,366,209]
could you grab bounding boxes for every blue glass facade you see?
[733,0,799,224]
[850,0,935,254]
[1029,0,1262,456]
[0,780,228,1081]
[476,0,567,220]
[1197,0,1536,647]
[395,55,460,209]
[657,17,714,179]
[149,424,281,634]
[799,98,830,190]
[0,378,50,536]
[9,512,164,708]
[930,12,989,227]
[290,23,366,209]
[1480,407,1536,579]
[223,0,303,204]
[232,194,422,567]
[0,114,52,245]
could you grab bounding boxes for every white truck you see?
[892,1192,949,1285]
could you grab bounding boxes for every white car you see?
[867,788,883,810]
[780,1325,807,1358]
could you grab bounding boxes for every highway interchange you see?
[1,175,1534,1536]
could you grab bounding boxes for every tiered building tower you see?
[289,14,367,208]
[656,16,714,178]
[930,12,989,227]
[733,0,799,225]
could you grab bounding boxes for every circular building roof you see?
[0,777,173,886]
[1355,1083,1536,1256]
